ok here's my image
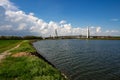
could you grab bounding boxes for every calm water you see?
[33,39,120,80]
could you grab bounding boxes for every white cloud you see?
[96,27,101,33]
[0,0,18,11]
[60,20,66,24]
[105,30,109,33]
[105,30,119,33]
[0,0,119,36]
[111,30,119,33]
[111,19,119,22]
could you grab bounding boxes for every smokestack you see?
[87,27,90,38]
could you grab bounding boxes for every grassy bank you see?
[0,40,22,53]
[10,40,36,53]
[0,40,65,80]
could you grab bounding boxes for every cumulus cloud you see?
[105,30,119,34]
[0,0,119,36]
[111,19,119,22]
[96,27,101,33]
[0,0,18,11]
[60,20,67,24]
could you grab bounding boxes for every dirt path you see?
[0,41,24,62]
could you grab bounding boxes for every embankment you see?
[30,41,68,80]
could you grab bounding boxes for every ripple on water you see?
[33,40,120,80]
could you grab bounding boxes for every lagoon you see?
[33,39,120,80]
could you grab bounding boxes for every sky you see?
[0,0,120,36]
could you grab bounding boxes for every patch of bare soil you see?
[11,52,30,57]
[0,41,23,62]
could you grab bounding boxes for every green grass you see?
[0,56,64,80]
[0,40,22,53]
[10,40,36,53]
[0,40,66,80]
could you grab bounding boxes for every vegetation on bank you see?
[0,36,43,40]
[0,40,22,53]
[0,40,65,80]
[10,40,36,53]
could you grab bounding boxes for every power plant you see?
[53,27,90,39]
[44,27,118,40]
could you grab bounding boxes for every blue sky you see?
[11,0,120,29]
[0,0,120,36]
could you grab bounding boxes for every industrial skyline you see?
[54,27,90,38]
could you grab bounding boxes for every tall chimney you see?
[87,27,90,38]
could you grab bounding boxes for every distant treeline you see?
[0,36,43,40]
[0,35,120,40]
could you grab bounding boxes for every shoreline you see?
[30,51,68,80]
[30,41,68,80]
[0,40,66,79]
[30,38,120,80]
